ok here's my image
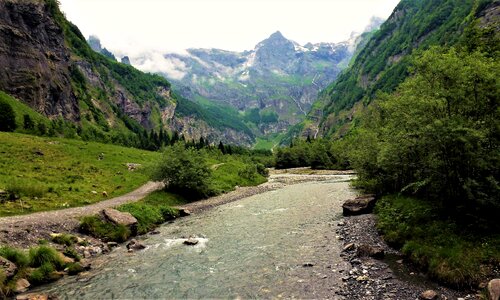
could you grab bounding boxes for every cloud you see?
[132,52,189,80]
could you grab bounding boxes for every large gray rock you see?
[342,195,376,216]
[127,239,146,251]
[489,279,500,300]
[103,208,137,227]
[0,256,17,277]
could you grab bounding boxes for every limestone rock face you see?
[0,0,79,120]
[488,279,500,300]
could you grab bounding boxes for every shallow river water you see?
[40,175,356,299]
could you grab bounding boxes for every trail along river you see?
[39,174,356,299]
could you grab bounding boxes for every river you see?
[39,174,356,299]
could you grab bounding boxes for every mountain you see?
[299,0,498,139]
[127,27,381,142]
[0,0,251,146]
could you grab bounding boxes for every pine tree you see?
[0,100,17,132]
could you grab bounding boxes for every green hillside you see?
[312,0,492,136]
[0,132,160,216]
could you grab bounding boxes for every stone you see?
[356,244,385,259]
[127,239,146,251]
[178,208,191,217]
[0,256,17,277]
[102,191,108,197]
[342,243,355,252]
[356,275,369,281]
[488,279,500,300]
[421,290,438,300]
[126,163,141,171]
[103,208,137,227]
[16,294,48,300]
[302,263,314,267]
[57,252,74,264]
[342,195,376,216]
[90,191,98,195]
[107,242,118,248]
[183,238,199,246]
[15,278,30,293]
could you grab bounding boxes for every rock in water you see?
[342,195,376,216]
[103,208,137,227]
[178,208,191,217]
[0,256,17,277]
[127,239,146,251]
[184,238,199,246]
[488,279,500,300]
[420,290,438,300]
[16,293,48,300]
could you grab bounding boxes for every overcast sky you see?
[58,0,400,55]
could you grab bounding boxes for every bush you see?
[0,100,16,132]
[28,262,55,285]
[152,143,212,198]
[63,247,81,262]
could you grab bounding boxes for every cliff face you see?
[0,0,250,145]
[0,0,78,120]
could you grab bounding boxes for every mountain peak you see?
[268,31,288,42]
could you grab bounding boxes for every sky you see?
[58,0,400,56]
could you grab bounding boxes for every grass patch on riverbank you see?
[0,244,78,297]
[375,195,500,287]
[0,132,160,216]
[80,191,183,241]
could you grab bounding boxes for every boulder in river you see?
[103,208,137,227]
[183,238,199,246]
[127,239,146,251]
[342,195,376,216]
[0,256,17,277]
[488,279,500,300]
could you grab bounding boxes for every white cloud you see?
[58,0,400,55]
[133,52,188,80]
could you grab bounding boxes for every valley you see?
[0,0,498,299]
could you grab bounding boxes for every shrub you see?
[0,100,16,132]
[63,247,81,262]
[66,262,85,275]
[152,143,212,198]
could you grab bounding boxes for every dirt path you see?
[0,181,163,247]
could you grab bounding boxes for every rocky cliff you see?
[0,0,250,146]
[0,0,78,120]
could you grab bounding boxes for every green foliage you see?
[376,195,500,286]
[28,262,55,285]
[63,247,81,262]
[66,262,85,275]
[0,246,29,268]
[28,246,64,270]
[51,234,78,246]
[0,132,159,216]
[152,143,212,198]
[319,0,479,125]
[79,216,131,242]
[0,99,17,132]
[348,47,499,221]
[119,202,178,234]
[274,138,348,170]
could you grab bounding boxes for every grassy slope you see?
[376,195,500,286]
[0,132,159,216]
[0,91,50,131]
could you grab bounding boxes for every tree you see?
[151,143,212,198]
[218,141,226,154]
[0,100,17,132]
